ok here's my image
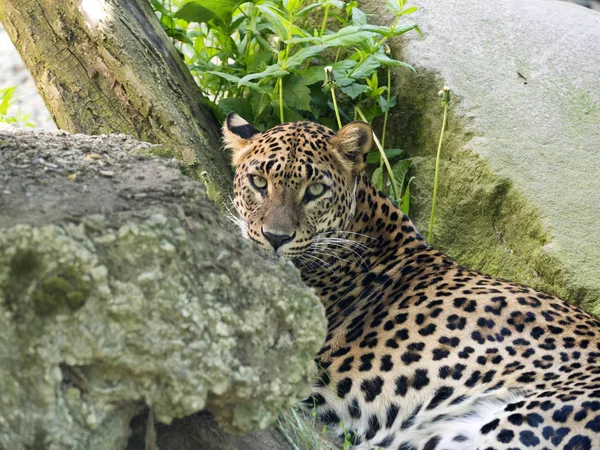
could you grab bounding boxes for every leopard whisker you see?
[313,238,369,267]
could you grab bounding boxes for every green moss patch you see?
[31,266,91,316]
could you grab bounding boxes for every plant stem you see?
[376,15,400,49]
[380,68,393,195]
[278,9,296,124]
[382,68,392,150]
[355,107,400,200]
[254,93,267,123]
[428,92,450,244]
[320,4,330,38]
[242,9,254,63]
[279,77,285,123]
[330,86,342,130]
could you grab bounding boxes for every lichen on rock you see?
[0,125,326,450]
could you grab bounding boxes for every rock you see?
[362,0,600,314]
[0,125,326,450]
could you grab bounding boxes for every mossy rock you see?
[362,0,600,314]
[0,126,326,450]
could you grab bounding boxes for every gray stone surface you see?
[0,125,326,450]
[363,0,600,313]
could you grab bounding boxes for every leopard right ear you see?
[222,112,260,165]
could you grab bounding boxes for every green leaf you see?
[253,33,272,52]
[175,0,249,24]
[372,167,383,191]
[0,87,16,115]
[205,70,242,84]
[359,24,393,36]
[350,55,381,80]
[206,71,269,94]
[371,53,415,72]
[379,94,397,112]
[351,8,367,26]
[285,45,327,69]
[390,23,420,37]
[288,25,377,46]
[247,51,274,73]
[335,77,355,87]
[283,0,301,13]
[296,2,325,18]
[151,0,171,16]
[239,64,289,85]
[370,87,386,98]
[326,0,345,9]
[322,26,378,46]
[217,97,253,121]
[295,66,326,85]
[249,91,266,121]
[400,176,414,215]
[257,5,308,40]
[366,148,404,164]
[332,60,357,78]
[401,6,418,16]
[385,0,401,15]
[256,4,288,38]
[283,77,312,111]
[231,14,247,30]
[165,28,193,44]
[366,72,379,91]
[391,159,412,195]
[270,100,305,122]
[340,83,369,99]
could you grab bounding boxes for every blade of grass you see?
[427,86,451,244]
[380,66,392,194]
[355,106,400,200]
[324,66,342,129]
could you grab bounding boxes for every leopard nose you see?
[261,228,296,250]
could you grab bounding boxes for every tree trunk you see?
[0,0,232,203]
[0,126,325,450]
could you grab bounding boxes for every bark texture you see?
[0,125,326,450]
[0,0,232,203]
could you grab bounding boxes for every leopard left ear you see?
[222,112,260,165]
[330,121,373,173]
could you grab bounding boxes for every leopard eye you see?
[305,183,328,201]
[250,175,267,190]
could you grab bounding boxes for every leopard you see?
[223,112,600,450]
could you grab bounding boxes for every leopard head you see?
[224,112,373,261]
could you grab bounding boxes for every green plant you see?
[152,0,419,129]
[151,0,420,213]
[0,87,33,127]
[355,105,412,214]
[428,86,451,243]
[277,407,333,450]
